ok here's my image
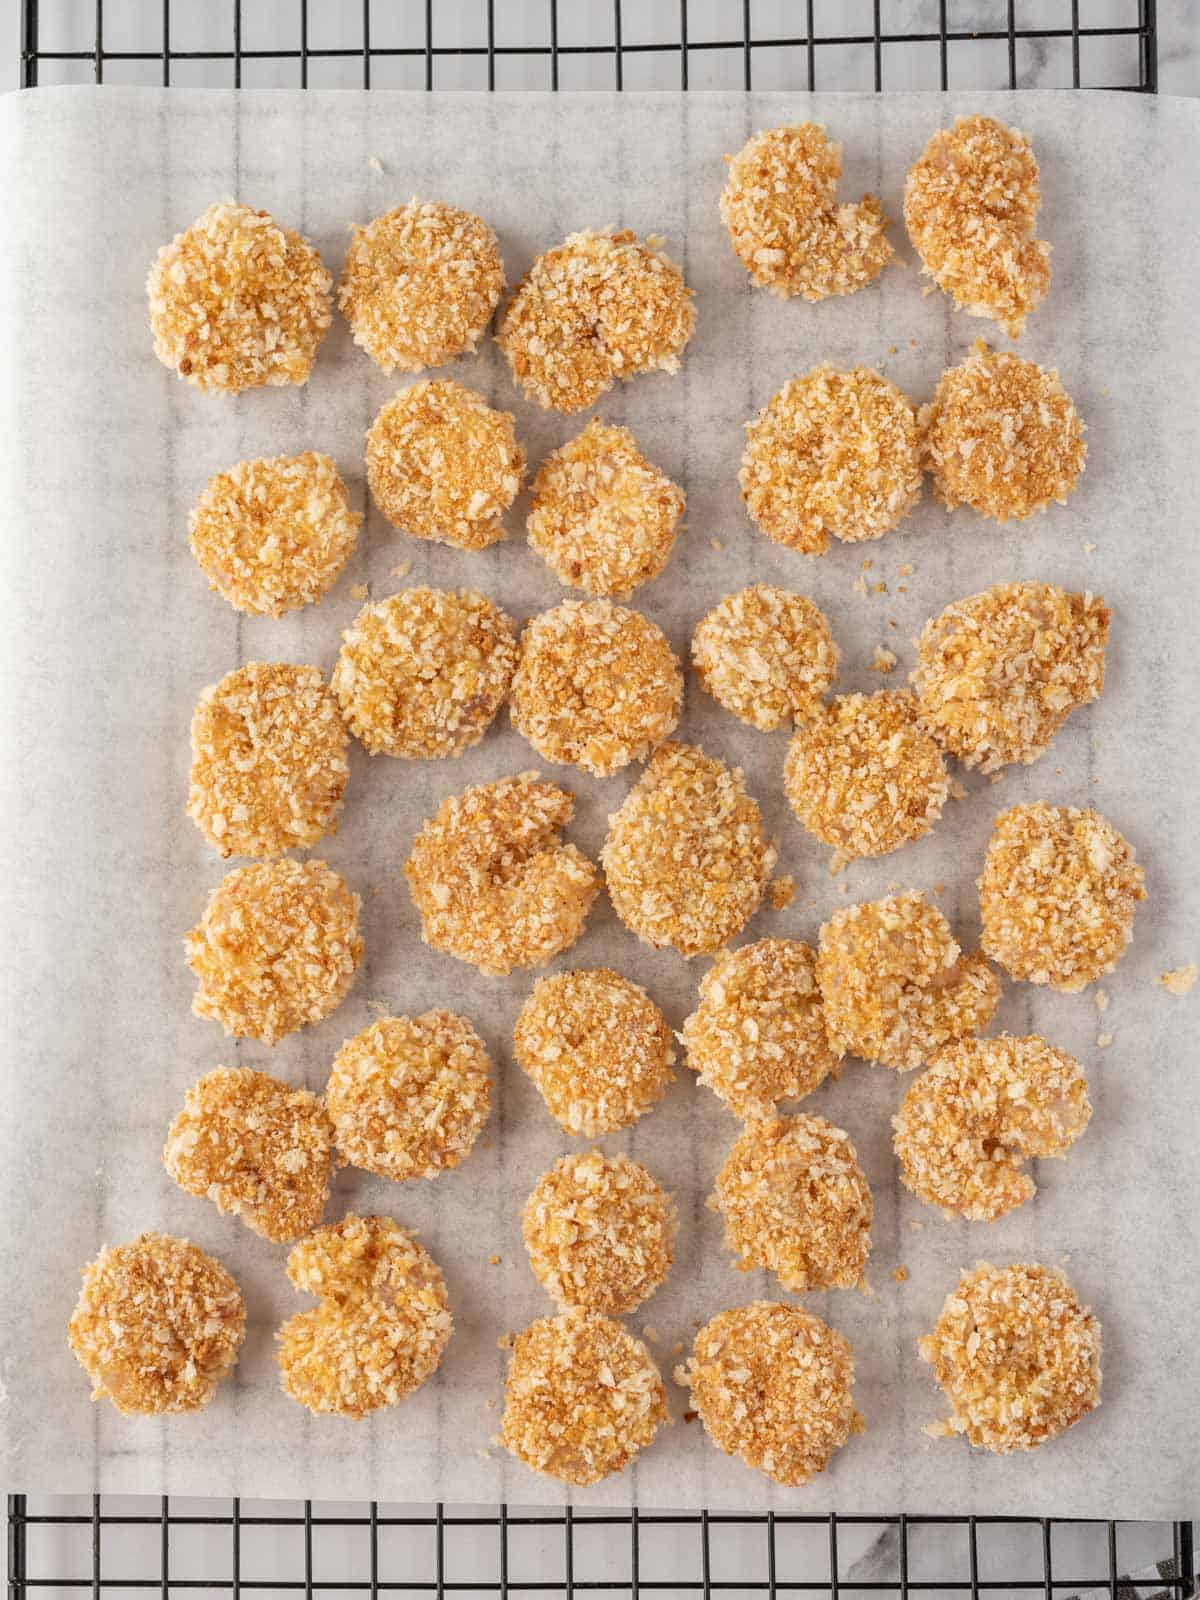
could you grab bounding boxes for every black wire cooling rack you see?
[9,2,1188,1596]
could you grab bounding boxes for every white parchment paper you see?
[0,87,1197,1515]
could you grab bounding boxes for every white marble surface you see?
[0,2,1196,1592]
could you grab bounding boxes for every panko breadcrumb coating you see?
[405,773,599,976]
[920,1262,1101,1453]
[338,199,504,373]
[527,420,685,599]
[332,587,517,759]
[692,585,839,731]
[682,939,841,1118]
[148,201,331,393]
[720,124,893,301]
[679,1302,863,1486]
[164,1066,335,1243]
[514,968,675,1136]
[912,582,1110,773]
[921,343,1086,522]
[711,1114,872,1293]
[741,367,922,555]
[818,892,1000,1070]
[905,116,1050,339]
[603,741,776,958]
[510,600,682,777]
[69,1233,245,1415]
[522,1150,677,1315]
[500,1309,668,1485]
[277,1214,452,1420]
[893,1035,1091,1221]
[186,859,363,1045]
[366,380,525,550]
[498,228,695,414]
[325,1011,492,1182]
[188,452,361,619]
[784,690,948,861]
[187,662,349,858]
[979,803,1145,992]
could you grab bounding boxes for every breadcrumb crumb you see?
[527,420,685,599]
[871,647,898,674]
[769,875,797,910]
[148,201,331,392]
[711,1114,871,1293]
[511,600,682,776]
[904,116,1050,338]
[498,228,695,413]
[366,380,524,550]
[817,891,1000,1070]
[405,773,599,975]
[522,1150,676,1316]
[514,968,675,1136]
[921,343,1085,523]
[979,802,1145,992]
[325,1011,492,1182]
[188,452,361,619]
[741,366,921,555]
[919,1261,1101,1453]
[500,1309,667,1484]
[1156,963,1197,996]
[602,741,776,958]
[894,1035,1091,1221]
[720,124,893,301]
[186,859,363,1045]
[164,1066,334,1242]
[680,1302,863,1486]
[333,587,517,759]
[277,1215,452,1420]
[682,939,840,1118]
[69,1233,245,1415]
[692,585,838,731]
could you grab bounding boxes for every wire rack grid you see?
[8,1,1190,1597]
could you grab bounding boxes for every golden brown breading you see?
[692,586,838,731]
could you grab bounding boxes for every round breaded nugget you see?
[912,582,1110,773]
[894,1034,1091,1221]
[500,1309,668,1485]
[683,939,841,1118]
[711,1114,872,1293]
[164,1066,335,1243]
[186,859,363,1045]
[514,968,675,1136]
[785,691,948,861]
[332,587,517,759]
[189,452,362,619]
[148,201,332,393]
[979,803,1145,992]
[741,366,922,555]
[325,1011,492,1182]
[498,228,695,414]
[527,420,685,599]
[366,380,525,550]
[603,741,776,958]
[817,891,1000,1071]
[522,1150,677,1316]
[338,198,504,373]
[905,116,1051,339]
[680,1302,863,1486]
[277,1214,452,1420]
[187,662,350,859]
[921,343,1085,522]
[405,773,600,976]
[920,1262,1101,1453]
[720,123,893,301]
[510,600,682,777]
[69,1233,245,1416]
[692,586,838,731]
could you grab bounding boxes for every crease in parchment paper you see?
[0,87,1197,1515]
